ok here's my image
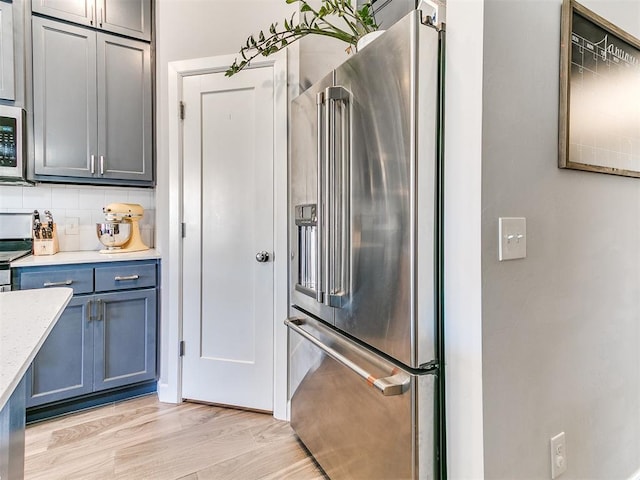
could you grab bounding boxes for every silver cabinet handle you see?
[90,154,95,174]
[87,298,107,322]
[96,299,103,321]
[285,318,410,396]
[100,155,105,175]
[99,7,103,27]
[90,4,94,24]
[43,280,73,287]
[114,274,139,281]
[315,91,325,304]
[87,299,103,322]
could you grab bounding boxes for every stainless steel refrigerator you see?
[286,9,445,480]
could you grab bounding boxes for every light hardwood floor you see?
[25,394,325,480]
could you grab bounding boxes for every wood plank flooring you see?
[24,394,326,480]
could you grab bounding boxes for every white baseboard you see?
[157,382,180,404]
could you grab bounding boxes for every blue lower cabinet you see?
[0,378,26,480]
[25,297,93,407]
[94,289,157,391]
[17,260,159,412]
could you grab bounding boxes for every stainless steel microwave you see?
[0,105,27,184]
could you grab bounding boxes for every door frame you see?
[162,51,290,420]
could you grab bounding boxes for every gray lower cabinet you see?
[31,0,151,41]
[32,16,152,185]
[16,260,158,409]
[93,289,156,391]
[26,296,93,407]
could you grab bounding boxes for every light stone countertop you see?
[0,287,73,411]
[11,248,161,268]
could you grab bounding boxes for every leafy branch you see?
[226,0,378,77]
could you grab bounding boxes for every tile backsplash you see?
[0,184,155,251]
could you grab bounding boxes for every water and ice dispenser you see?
[295,204,317,292]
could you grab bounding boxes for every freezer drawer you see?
[287,314,436,479]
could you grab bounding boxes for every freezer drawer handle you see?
[285,318,410,396]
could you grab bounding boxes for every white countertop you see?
[11,248,161,268]
[0,287,73,411]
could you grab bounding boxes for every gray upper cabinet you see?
[101,0,151,41]
[32,18,97,179]
[97,33,152,181]
[31,0,151,41]
[0,2,15,101]
[32,16,153,184]
[31,0,93,28]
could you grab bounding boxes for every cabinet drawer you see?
[20,268,93,294]
[95,263,156,292]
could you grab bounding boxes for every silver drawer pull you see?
[285,318,410,396]
[43,280,73,287]
[114,275,140,281]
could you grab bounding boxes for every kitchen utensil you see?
[33,210,40,239]
[44,210,53,238]
[96,222,132,250]
[96,203,149,254]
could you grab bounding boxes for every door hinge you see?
[180,222,186,238]
[179,101,185,120]
[179,340,185,356]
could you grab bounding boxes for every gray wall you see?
[481,0,640,477]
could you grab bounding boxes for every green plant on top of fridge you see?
[225,0,378,77]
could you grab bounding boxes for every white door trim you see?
[162,51,289,420]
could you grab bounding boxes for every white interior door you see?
[181,66,275,411]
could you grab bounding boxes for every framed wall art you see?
[559,0,640,178]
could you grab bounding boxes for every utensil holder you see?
[33,224,59,256]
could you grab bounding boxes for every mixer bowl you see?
[96,221,132,249]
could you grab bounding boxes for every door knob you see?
[255,251,270,263]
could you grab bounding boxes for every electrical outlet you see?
[65,217,79,235]
[550,432,567,478]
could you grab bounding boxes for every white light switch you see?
[499,217,526,261]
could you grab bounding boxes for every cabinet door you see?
[96,33,152,182]
[31,0,95,28]
[99,0,150,41]
[32,17,98,178]
[25,296,94,408]
[93,289,156,391]
[0,2,14,101]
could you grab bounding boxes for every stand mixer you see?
[96,203,149,254]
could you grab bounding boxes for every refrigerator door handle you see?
[315,91,325,304]
[286,318,410,396]
[324,85,350,308]
[323,88,331,307]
